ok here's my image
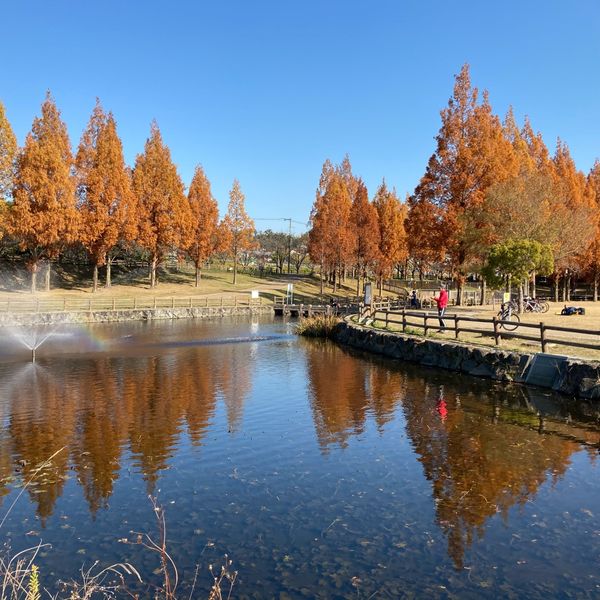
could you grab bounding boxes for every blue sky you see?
[1,1,599,233]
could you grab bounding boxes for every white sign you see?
[364,282,372,306]
[251,290,259,299]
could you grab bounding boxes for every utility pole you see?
[254,217,308,275]
[284,217,292,274]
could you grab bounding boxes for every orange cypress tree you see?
[308,159,336,294]
[76,101,137,291]
[0,100,17,202]
[373,181,408,293]
[10,93,78,292]
[0,100,17,244]
[411,65,517,303]
[582,161,600,300]
[549,140,596,298]
[351,179,379,295]
[184,165,221,287]
[133,122,190,287]
[222,179,255,284]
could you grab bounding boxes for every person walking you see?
[433,285,448,331]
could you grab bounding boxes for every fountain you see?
[7,327,70,362]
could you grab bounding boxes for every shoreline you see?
[0,305,274,327]
[332,319,600,401]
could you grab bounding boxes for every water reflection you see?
[306,340,404,450]
[304,341,599,570]
[0,340,255,519]
[0,322,598,596]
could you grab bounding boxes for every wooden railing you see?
[367,308,600,353]
[0,296,267,314]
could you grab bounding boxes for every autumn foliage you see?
[76,101,137,291]
[1,70,600,300]
[10,93,79,292]
[133,122,191,288]
[222,179,255,284]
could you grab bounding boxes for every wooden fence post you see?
[424,313,428,337]
[134,297,137,309]
[112,298,116,311]
[189,297,192,308]
[540,322,547,353]
[385,310,389,329]
[36,299,40,313]
[402,309,406,333]
[221,297,224,307]
[454,315,459,339]
[154,297,157,309]
[171,297,175,309]
[492,316,500,345]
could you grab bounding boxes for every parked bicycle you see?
[497,302,520,331]
[523,296,549,313]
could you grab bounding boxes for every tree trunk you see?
[562,275,567,302]
[456,278,463,306]
[518,283,524,314]
[233,250,238,284]
[151,255,157,288]
[195,264,201,288]
[594,273,598,302]
[531,270,536,298]
[44,262,51,291]
[30,263,38,294]
[480,277,486,305]
[106,258,112,288]
[553,273,560,302]
[92,264,99,293]
[566,274,571,301]
[319,259,323,295]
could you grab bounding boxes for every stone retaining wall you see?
[0,305,274,327]
[333,320,600,400]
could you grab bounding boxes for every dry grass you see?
[295,315,341,337]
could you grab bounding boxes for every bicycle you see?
[523,296,549,313]
[497,302,520,331]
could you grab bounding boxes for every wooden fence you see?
[0,296,266,314]
[368,307,600,353]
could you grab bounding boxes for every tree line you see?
[0,95,256,292]
[308,64,600,304]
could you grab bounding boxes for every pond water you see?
[0,317,599,598]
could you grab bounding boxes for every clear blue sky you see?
[2,1,599,234]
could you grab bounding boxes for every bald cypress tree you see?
[0,100,17,202]
[76,101,137,291]
[11,93,78,292]
[222,180,255,284]
[133,122,190,287]
[184,165,222,287]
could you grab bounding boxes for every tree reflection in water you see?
[0,330,596,578]
[305,341,589,569]
[0,342,253,519]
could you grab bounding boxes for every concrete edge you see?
[332,318,600,401]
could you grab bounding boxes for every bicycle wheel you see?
[501,312,520,331]
[541,301,549,313]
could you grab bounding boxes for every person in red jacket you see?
[433,285,448,331]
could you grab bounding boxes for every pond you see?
[0,317,598,598]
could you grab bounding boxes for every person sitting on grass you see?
[433,285,449,331]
